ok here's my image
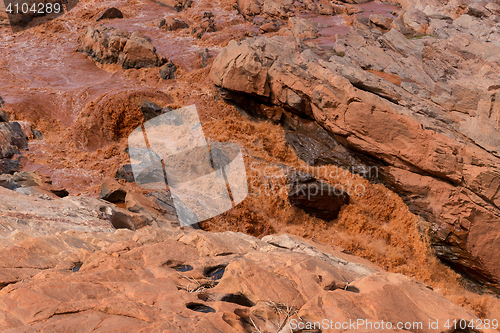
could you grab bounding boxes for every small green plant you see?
[407,34,436,40]
[333,50,345,57]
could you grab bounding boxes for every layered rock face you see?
[210,6,500,289]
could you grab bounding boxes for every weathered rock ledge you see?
[0,186,491,331]
[210,6,500,290]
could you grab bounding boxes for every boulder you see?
[159,17,189,31]
[77,27,167,69]
[262,0,292,18]
[115,164,135,183]
[286,17,321,39]
[237,0,262,16]
[209,32,500,289]
[155,0,192,11]
[136,100,171,120]
[99,177,127,203]
[191,16,217,38]
[96,7,123,21]
[0,171,68,198]
[403,8,430,34]
[259,21,280,33]
[0,111,8,123]
[485,2,500,15]
[283,114,382,180]
[125,191,180,228]
[466,3,491,18]
[0,122,27,161]
[317,0,334,15]
[159,61,177,79]
[0,158,20,175]
[287,170,350,221]
[0,122,27,157]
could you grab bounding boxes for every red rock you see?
[99,177,127,203]
[0,230,492,332]
[160,17,189,31]
[96,7,124,21]
[209,32,500,288]
[237,0,262,16]
[287,170,350,221]
[259,22,279,33]
[77,27,166,69]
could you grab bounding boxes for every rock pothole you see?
[220,293,255,307]
[186,302,216,313]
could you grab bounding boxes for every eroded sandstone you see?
[210,10,500,288]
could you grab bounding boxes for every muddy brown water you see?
[357,1,399,18]
[2,1,500,321]
[0,0,398,195]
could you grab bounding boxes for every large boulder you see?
[0,122,27,175]
[0,122,27,160]
[77,27,167,69]
[159,17,189,31]
[237,0,262,16]
[0,0,67,27]
[96,7,124,21]
[0,171,68,198]
[155,0,192,11]
[210,30,500,289]
[287,170,350,221]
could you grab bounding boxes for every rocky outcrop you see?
[0,122,27,161]
[99,176,181,226]
[191,12,217,38]
[159,17,189,31]
[235,0,356,18]
[288,170,350,220]
[0,121,28,175]
[154,0,192,11]
[281,17,322,39]
[99,177,127,203]
[96,7,124,21]
[77,27,167,69]
[210,13,500,289]
[0,171,68,198]
[0,224,491,332]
